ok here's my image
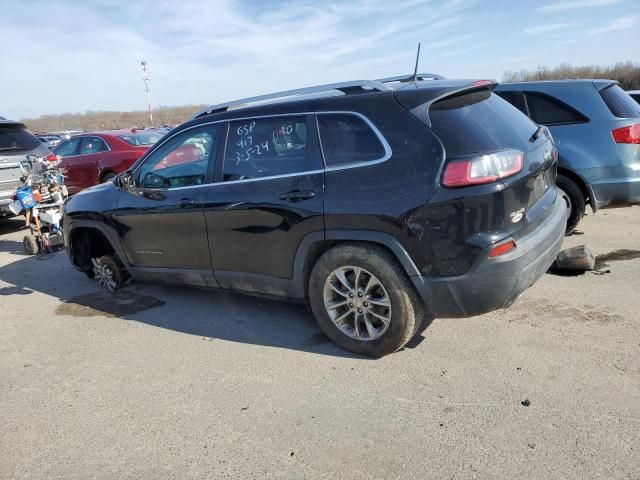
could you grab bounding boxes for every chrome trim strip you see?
[192,80,391,118]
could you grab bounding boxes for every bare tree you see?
[503,61,640,89]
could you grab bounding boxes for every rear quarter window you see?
[429,90,537,157]
[524,92,588,125]
[317,113,387,167]
[599,84,640,118]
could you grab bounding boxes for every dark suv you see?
[63,75,566,356]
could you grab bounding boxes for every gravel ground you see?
[0,206,639,479]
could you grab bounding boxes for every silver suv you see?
[0,120,51,216]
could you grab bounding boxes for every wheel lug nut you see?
[358,292,363,297]
[357,308,362,313]
[349,303,354,308]
[349,293,354,298]
[363,302,368,307]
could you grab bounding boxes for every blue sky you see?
[2,0,638,119]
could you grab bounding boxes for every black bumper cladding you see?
[412,195,567,318]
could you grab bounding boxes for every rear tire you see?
[557,174,585,235]
[102,173,116,183]
[308,243,424,357]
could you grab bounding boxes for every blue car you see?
[496,80,640,233]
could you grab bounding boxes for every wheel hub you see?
[323,266,392,341]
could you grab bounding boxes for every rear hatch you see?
[597,82,640,169]
[397,84,558,238]
[0,124,50,206]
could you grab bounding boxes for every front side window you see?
[54,138,81,157]
[223,115,315,181]
[317,113,386,167]
[79,137,109,155]
[137,126,218,189]
[524,93,588,125]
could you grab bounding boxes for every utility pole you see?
[140,60,153,126]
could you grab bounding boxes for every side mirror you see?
[118,171,134,190]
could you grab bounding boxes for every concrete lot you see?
[0,207,639,479]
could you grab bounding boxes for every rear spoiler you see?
[393,80,498,128]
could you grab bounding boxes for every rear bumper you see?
[412,195,566,318]
[591,177,640,209]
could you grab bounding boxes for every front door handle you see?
[177,198,199,207]
[279,190,315,202]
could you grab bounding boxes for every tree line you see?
[503,61,640,89]
[22,104,206,134]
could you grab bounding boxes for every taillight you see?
[612,124,640,144]
[488,239,516,258]
[45,153,57,162]
[441,149,524,188]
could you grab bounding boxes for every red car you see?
[54,129,163,194]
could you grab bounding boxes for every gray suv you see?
[0,120,51,217]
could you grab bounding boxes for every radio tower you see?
[140,60,153,125]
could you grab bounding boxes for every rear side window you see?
[79,137,109,154]
[496,91,528,115]
[0,127,40,152]
[317,113,386,167]
[119,133,162,146]
[524,92,588,125]
[599,84,640,118]
[223,115,318,181]
[429,90,537,157]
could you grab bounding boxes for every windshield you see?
[118,132,163,146]
[429,90,538,157]
[0,127,41,152]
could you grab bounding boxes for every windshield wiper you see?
[529,125,544,143]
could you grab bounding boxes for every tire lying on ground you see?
[308,243,424,358]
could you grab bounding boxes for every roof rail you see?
[193,80,391,119]
[376,73,445,83]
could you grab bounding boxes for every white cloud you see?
[588,14,638,35]
[524,22,580,35]
[538,0,622,12]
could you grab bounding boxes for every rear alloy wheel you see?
[557,174,586,235]
[309,244,424,357]
[323,266,392,341]
[91,255,124,292]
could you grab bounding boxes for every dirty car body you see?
[63,76,566,354]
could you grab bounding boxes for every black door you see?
[203,114,324,296]
[114,124,223,284]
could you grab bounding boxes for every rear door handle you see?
[177,198,199,207]
[279,190,316,202]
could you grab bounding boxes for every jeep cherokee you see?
[63,75,566,357]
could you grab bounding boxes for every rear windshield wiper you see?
[529,125,544,143]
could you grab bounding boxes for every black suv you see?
[63,75,566,356]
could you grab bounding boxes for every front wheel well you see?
[69,227,116,274]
